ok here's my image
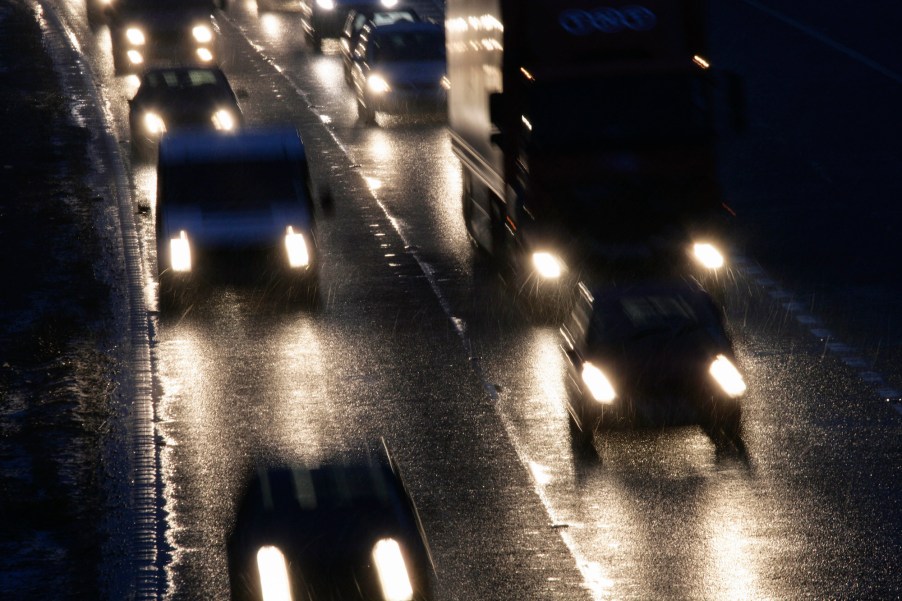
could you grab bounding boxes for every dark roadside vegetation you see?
[0,0,117,597]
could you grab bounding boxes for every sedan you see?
[300,0,402,53]
[129,66,244,160]
[350,21,447,125]
[340,5,420,85]
[560,278,746,445]
[226,449,434,600]
[106,0,220,74]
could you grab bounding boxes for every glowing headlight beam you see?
[212,109,236,131]
[531,251,563,279]
[127,50,144,65]
[372,538,413,601]
[143,112,166,135]
[256,546,293,601]
[285,226,310,268]
[316,0,335,9]
[581,361,617,404]
[196,47,214,62]
[192,24,213,43]
[126,27,145,45]
[381,0,399,7]
[170,231,192,273]
[367,74,391,94]
[709,354,747,397]
[693,242,725,269]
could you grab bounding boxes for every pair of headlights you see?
[125,24,213,46]
[528,243,726,282]
[316,0,397,9]
[581,354,747,403]
[255,537,413,601]
[168,227,310,273]
[142,109,237,135]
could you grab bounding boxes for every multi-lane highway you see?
[34,0,902,598]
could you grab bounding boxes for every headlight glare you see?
[143,112,166,135]
[367,74,391,94]
[316,0,335,9]
[581,361,616,403]
[372,538,414,601]
[285,226,310,268]
[381,0,399,7]
[126,27,145,45]
[532,251,563,279]
[693,242,725,269]
[709,354,746,397]
[127,49,144,65]
[256,546,293,601]
[192,24,213,43]
[212,109,236,131]
[196,47,214,62]
[170,231,192,273]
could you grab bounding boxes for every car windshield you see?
[162,159,307,210]
[143,69,222,90]
[371,30,444,62]
[591,290,717,343]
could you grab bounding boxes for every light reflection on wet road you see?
[43,0,902,597]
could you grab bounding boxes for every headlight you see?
[285,226,310,268]
[143,112,166,135]
[192,24,213,43]
[372,538,413,601]
[169,231,192,272]
[127,50,144,65]
[367,74,391,94]
[692,242,725,269]
[196,48,214,62]
[256,546,293,601]
[315,0,334,9]
[211,109,236,131]
[126,27,145,45]
[709,354,746,398]
[380,0,399,7]
[581,361,616,403]
[531,251,563,279]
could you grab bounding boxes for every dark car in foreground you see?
[128,66,243,160]
[300,0,401,53]
[106,0,220,74]
[155,128,327,307]
[340,5,419,84]
[227,449,434,600]
[350,21,447,124]
[561,278,746,445]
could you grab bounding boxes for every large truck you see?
[446,0,741,299]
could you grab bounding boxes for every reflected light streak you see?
[528,461,553,486]
[366,131,393,162]
[707,514,759,599]
[260,13,282,37]
[313,58,343,87]
[365,176,383,191]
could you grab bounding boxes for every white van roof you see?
[159,127,306,164]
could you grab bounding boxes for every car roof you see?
[159,127,305,164]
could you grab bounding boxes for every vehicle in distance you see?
[155,128,326,306]
[350,21,447,125]
[340,5,420,84]
[227,449,434,600]
[129,66,244,161]
[300,0,402,53]
[105,0,220,74]
[560,278,746,445]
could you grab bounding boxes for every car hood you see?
[370,60,445,87]
[160,201,313,246]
